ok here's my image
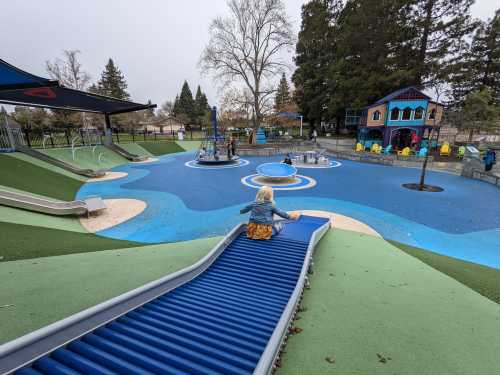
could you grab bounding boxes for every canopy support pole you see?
[104,114,112,145]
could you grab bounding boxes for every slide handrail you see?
[253,220,330,374]
[105,143,147,162]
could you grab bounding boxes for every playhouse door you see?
[391,128,413,150]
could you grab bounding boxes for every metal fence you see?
[0,126,12,150]
[18,128,205,149]
[7,126,311,150]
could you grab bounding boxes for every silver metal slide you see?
[16,145,105,178]
[105,143,148,162]
[0,189,106,216]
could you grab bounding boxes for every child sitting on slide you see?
[240,186,300,240]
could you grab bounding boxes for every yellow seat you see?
[397,147,411,156]
[371,143,381,154]
[355,143,364,152]
[440,142,451,156]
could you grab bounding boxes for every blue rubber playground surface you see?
[77,151,500,269]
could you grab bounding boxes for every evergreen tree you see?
[173,95,180,116]
[94,58,130,100]
[275,73,291,111]
[329,0,418,115]
[460,89,499,141]
[194,85,210,123]
[177,81,196,124]
[293,0,342,128]
[411,0,477,86]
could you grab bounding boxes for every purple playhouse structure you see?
[356,86,444,150]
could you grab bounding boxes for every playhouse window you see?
[402,107,412,120]
[390,108,400,121]
[372,110,381,121]
[414,107,424,120]
[429,108,436,120]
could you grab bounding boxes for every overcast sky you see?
[1,0,497,109]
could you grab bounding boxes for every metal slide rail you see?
[0,190,89,216]
[105,143,147,162]
[16,145,105,178]
[254,219,330,374]
[0,216,329,374]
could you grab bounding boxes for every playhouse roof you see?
[370,86,431,107]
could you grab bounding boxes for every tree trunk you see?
[418,153,430,190]
[418,126,435,190]
[469,128,474,142]
[252,82,261,145]
[417,0,435,86]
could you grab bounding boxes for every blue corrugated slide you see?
[1,215,329,375]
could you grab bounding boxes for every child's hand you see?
[289,212,301,220]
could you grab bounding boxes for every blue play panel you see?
[77,151,500,269]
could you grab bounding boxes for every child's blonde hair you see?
[255,186,274,203]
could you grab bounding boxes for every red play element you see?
[23,87,56,99]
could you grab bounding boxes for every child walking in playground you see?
[240,186,300,240]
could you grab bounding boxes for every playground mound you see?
[288,210,381,237]
[87,171,128,182]
[80,198,146,232]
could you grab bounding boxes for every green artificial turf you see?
[0,205,85,233]
[389,240,500,305]
[137,141,185,156]
[176,140,201,151]
[114,142,153,157]
[0,221,143,262]
[8,152,87,182]
[278,229,500,375]
[0,154,82,201]
[0,236,221,343]
[41,146,128,170]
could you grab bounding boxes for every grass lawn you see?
[0,236,220,344]
[137,141,185,156]
[0,154,82,201]
[389,240,500,305]
[0,221,143,262]
[278,229,500,375]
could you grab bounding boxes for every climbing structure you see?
[196,107,239,165]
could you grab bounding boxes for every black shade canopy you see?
[0,59,155,115]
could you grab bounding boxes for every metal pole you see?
[104,114,112,145]
[299,116,303,137]
[211,106,218,140]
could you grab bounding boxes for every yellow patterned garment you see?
[246,222,273,240]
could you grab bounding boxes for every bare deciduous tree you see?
[200,0,294,141]
[46,50,92,128]
[46,50,90,90]
[157,101,174,120]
